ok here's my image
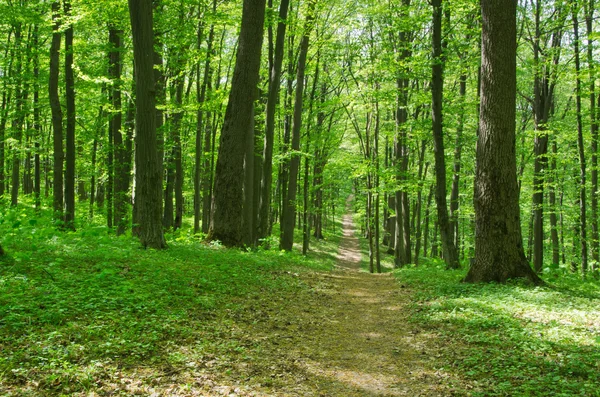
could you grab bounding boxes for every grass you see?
[394,258,600,396]
[0,203,338,396]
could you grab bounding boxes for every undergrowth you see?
[0,202,337,396]
[395,259,600,397]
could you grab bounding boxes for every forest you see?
[0,0,599,395]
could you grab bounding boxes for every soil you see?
[186,201,465,396]
[94,202,468,396]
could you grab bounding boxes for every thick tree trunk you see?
[465,0,541,284]
[129,0,166,249]
[208,0,266,247]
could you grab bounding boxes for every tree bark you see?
[281,0,316,251]
[50,1,64,224]
[585,0,598,267]
[129,0,166,249]
[465,0,542,284]
[208,0,266,247]
[572,4,588,275]
[258,0,291,242]
[431,0,459,269]
[64,0,76,229]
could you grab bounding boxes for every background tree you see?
[129,0,166,249]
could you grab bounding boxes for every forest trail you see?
[197,202,463,396]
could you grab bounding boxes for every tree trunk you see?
[281,0,316,251]
[109,28,129,235]
[572,4,588,275]
[585,0,598,267]
[431,0,459,269]
[195,2,216,234]
[33,24,41,211]
[10,24,23,207]
[129,0,166,249]
[50,1,64,224]
[465,0,542,284]
[258,0,290,242]
[208,0,266,247]
[64,0,76,229]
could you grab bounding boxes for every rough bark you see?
[50,1,64,223]
[208,0,266,247]
[258,0,291,241]
[64,0,76,228]
[280,0,316,251]
[572,4,588,274]
[431,0,459,269]
[465,0,542,284]
[129,0,166,249]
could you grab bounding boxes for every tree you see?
[64,0,76,229]
[257,0,291,242]
[280,0,317,251]
[464,0,542,284]
[208,0,266,247]
[431,0,459,269]
[129,0,166,249]
[50,0,64,224]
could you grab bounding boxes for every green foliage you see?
[395,262,600,396]
[0,205,332,395]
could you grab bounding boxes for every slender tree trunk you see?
[258,0,290,241]
[109,28,129,235]
[572,4,588,275]
[195,2,216,234]
[432,0,459,269]
[50,1,64,223]
[33,24,41,211]
[10,25,23,207]
[281,0,316,251]
[549,140,560,265]
[64,0,76,228]
[129,0,166,249]
[585,0,598,267]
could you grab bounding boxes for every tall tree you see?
[465,0,542,284]
[572,1,588,275]
[64,0,76,228]
[280,0,317,251]
[50,1,64,224]
[431,0,459,269]
[129,0,167,249]
[208,0,266,247]
[257,0,291,241]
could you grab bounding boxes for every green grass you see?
[0,203,336,396]
[395,259,600,397]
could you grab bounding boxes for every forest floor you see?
[207,204,468,396]
[1,201,599,396]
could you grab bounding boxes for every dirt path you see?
[203,204,463,396]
